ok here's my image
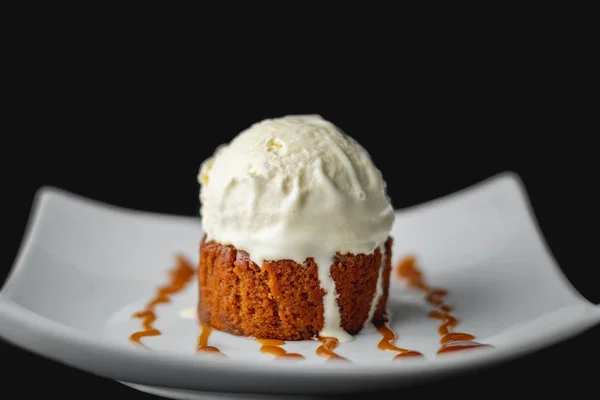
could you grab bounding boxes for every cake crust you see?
[198,237,392,340]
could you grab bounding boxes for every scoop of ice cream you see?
[198,114,395,266]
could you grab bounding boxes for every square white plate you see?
[1,171,598,399]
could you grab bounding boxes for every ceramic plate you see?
[1,172,598,400]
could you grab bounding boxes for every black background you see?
[1,20,598,399]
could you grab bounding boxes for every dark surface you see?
[1,24,598,398]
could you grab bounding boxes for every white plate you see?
[1,171,598,399]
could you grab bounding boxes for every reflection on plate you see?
[1,172,599,399]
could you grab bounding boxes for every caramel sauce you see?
[440,332,475,344]
[427,309,458,335]
[130,252,489,361]
[129,311,160,345]
[316,337,348,361]
[130,255,195,347]
[377,323,424,359]
[438,340,492,354]
[256,338,304,360]
[197,323,225,355]
[397,256,492,355]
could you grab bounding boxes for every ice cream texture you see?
[198,114,395,341]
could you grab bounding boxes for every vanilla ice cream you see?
[198,115,395,341]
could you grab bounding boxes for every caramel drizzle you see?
[377,323,424,359]
[131,253,489,360]
[316,337,348,361]
[197,323,225,355]
[397,256,492,355]
[256,338,304,359]
[130,255,195,347]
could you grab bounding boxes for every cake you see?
[196,115,395,342]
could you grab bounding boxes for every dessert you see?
[196,115,395,341]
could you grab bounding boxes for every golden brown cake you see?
[198,237,392,340]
